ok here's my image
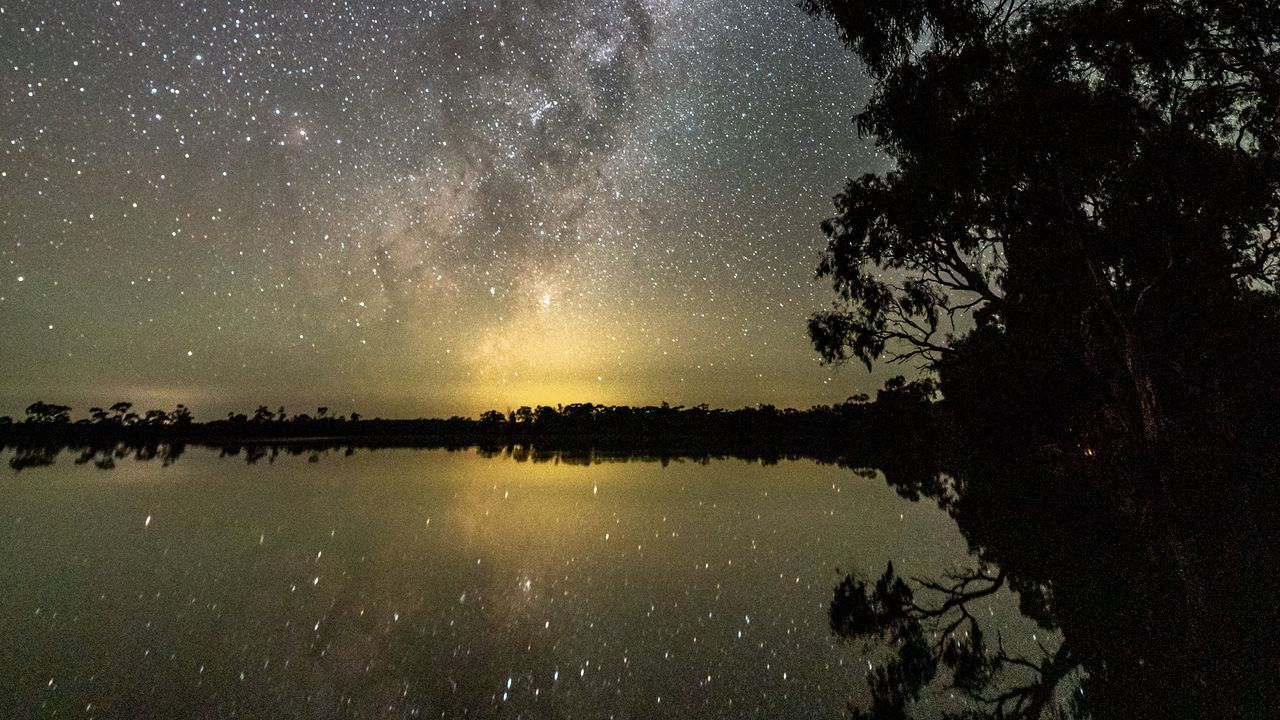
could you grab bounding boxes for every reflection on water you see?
[828,410,1280,719]
[0,448,1032,718]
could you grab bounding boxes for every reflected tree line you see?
[0,378,940,472]
[803,0,1279,717]
[829,379,1278,718]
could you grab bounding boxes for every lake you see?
[1,447,1035,719]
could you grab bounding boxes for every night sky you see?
[1,0,890,419]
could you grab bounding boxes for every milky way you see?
[1,0,890,417]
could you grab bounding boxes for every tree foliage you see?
[24,401,72,424]
[805,0,1279,370]
[807,1,1280,717]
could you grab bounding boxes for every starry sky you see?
[1,0,891,419]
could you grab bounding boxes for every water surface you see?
[1,448,1028,718]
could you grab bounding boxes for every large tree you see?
[805,0,1278,432]
[806,3,1280,717]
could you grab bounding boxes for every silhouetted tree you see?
[534,405,559,426]
[171,404,193,427]
[804,0,1279,443]
[874,376,935,405]
[805,2,1280,716]
[24,401,72,424]
[109,401,133,424]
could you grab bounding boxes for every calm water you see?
[1,448,1032,719]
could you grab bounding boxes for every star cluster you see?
[1,0,888,417]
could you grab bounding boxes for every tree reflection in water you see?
[830,385,1279,719]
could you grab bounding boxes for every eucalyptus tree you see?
[805,0,1279,444]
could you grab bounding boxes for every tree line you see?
[1,375,940,458]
